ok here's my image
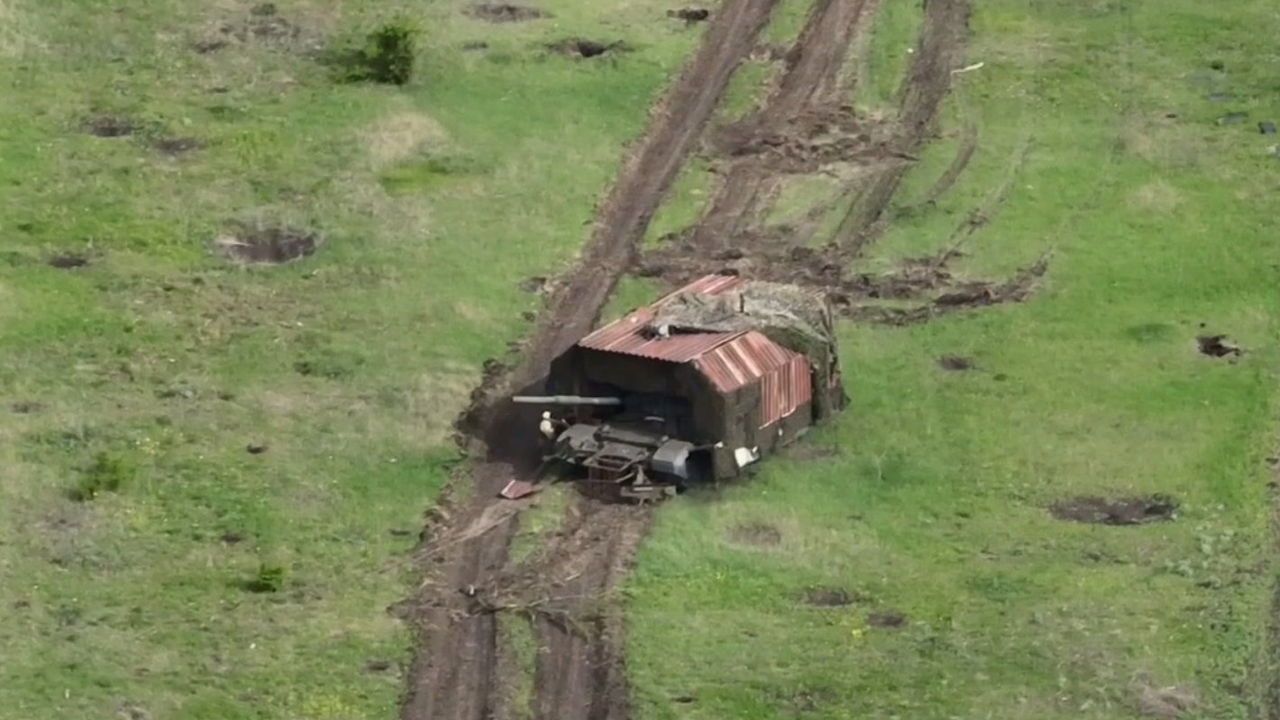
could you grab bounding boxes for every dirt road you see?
[401,1,780,718]
[689,0,881,251]
[402,1,977,718]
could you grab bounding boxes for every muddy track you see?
[640,0,993,325]
[836,0,973,252]
[403,1,979,718]
[689,0,882,252]
[400,1,781,718]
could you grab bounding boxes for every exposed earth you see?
[400,0,993,718]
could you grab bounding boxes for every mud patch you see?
[214,224,320,264]
[804,587,857,607]
[728,521,782,546]
[518,275,548,294]
[868,609,907,628]
[1050,495,1178,526]
[549,38,627,59]
[84,115,134,138]
[669,8,711,23]
[465,3,549,22]
[48,253,90,269]
[1136,681,1198,719]
[152,137,204,156]
[938,355,974,371]
[1197,334,1241,358]
[199,4,308,53]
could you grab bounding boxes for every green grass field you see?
[4,0,1280,718]
[628,1,1280,718]
[0,1,702,717]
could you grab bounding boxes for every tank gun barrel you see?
[512,395,623,406]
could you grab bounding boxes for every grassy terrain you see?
[0,0,704,717]
[628,1,1280,719]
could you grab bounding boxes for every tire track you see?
[403,1,976,718]
[400,2,780,718]
[689,0,882,253]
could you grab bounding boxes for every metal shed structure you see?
[545,274,843,481]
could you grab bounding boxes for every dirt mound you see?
[938,355,974,371]
[85,115,134,138]
[668,8,710,23]
[214,224,320,264]
[868,610,907,628]
[466,3,549,22]
[1197,334,1241,358]
[1136,681,1198,719]
[729,521,781,546]
[198,4,305,53]
[152,137,203,155]
[1050,495,1178,526]
[713,105,886,172]
[549,38,627,59]
[804,587,856,607]
[47,253,89,269]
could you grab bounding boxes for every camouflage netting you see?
[649,279,848,420]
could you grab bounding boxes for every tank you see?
[504,274,846,502]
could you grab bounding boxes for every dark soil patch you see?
[1197,334,1241,358]
[152,137,204,156]
[85,115,135,138]
[868,610,907,628]
[669,8,711,23]
[938,355,974,371]
[1137,682,1198,719]
[215,4,302,47]
[518,275,548,294]
[728,521,782,546]
[11,401,44,414]
[193,38,229,54]
[246,444,269,455]
[215,224,320,264]
[461,41,489,51]
[549,38,627,59]
[465,3,549,22]
[804,587,857,607]
[1050,495,1179,526]
[365,659,395,673]
[219,531,244,544]
[48,253,90,269]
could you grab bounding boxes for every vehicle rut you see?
[400,1,780,718]
[402,0,975,718]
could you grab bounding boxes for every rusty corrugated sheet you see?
[579,307,745,363]
[694,331,793,393]
[756,354,812,428]
[579,308,656,351]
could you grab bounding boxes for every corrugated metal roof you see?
[693,331,799,393]
[578,307,745,363]
[759,354,812,428]
[578,275,807,393]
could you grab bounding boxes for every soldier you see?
[538,411,567,458]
